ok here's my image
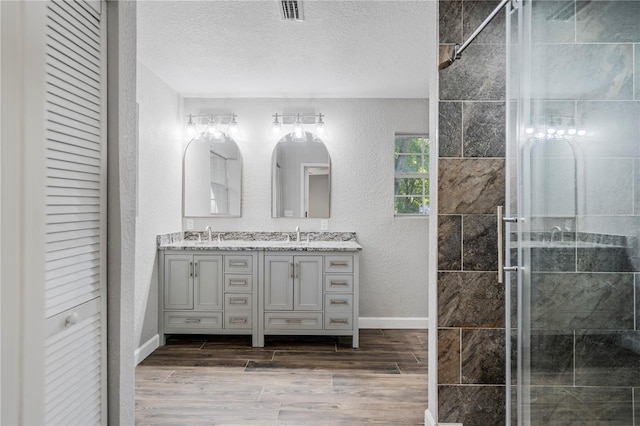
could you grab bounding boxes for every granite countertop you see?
[157,231,362,252]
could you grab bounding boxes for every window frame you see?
[394,133,430,217]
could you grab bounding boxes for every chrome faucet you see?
[205,226,212,242]
[550,226,562,243]
[296,226,301,243]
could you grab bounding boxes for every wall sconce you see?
[186,113,239,140]
[271,112,326,138]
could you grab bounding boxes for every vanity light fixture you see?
[270,112,327,138]
[185,113,239,140]
[526,116,588,141]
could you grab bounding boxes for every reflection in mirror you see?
[183,133,242,217]
[272,132,330,218]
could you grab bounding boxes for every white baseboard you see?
[135,334,160,365]
[359,317,428,329]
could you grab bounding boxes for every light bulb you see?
[315,113,325,135]
[535,131,545,139]
[577,129,586,137]
[186,114,196,137]
[525,127,534,135]
[293,114,304,139]
[556,129,565,136]
[568,128,577,135]
[547,127,556,135]
[229,115,239,134]
[207,119,218,136]
[271,114,282,136]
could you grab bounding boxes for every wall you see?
[135,62,183,351]
[183,97,430,319]
[437,0,507,424]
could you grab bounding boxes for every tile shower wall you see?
[524,1,640,424]
[438,0,507,424]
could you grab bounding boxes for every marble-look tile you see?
[438,272,504,327]
[439,101,462,157]
[529,330,574,386]
[531,44,633,101]
[438,328,461,384]
[633,44,640,101]
[438,385,506,426]
[577,1,640,43]
[637,275,640,330]
[438,215,462,270]
[577,247,636,273]
[438,159,505,214]
[461,328,505,384]
[440,44,506,101]
[463,214,498,271]
[530,272,635,330]
[439,0,463,44]
[577,101,640,158]
[463,101,506,157]
[582,158,634,216]
[636,160,640,215]
[532,1,576,44]
[529,386,633,426]
[575,331,640,387]
[530,246,576,272]
[463,0,505,44]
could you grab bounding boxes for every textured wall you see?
[437,0,507,424]
[135,62,183,349]
[183,97,430,318]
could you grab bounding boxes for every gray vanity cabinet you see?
[264,255,323,311]
[159,251,257,345]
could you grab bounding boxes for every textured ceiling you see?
[137,0,435,98]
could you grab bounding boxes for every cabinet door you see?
[194,255,223,310]
[164,254,194,309]
[264,255,293,310]
[294,256,323,311]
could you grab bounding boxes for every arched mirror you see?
[272,132,330,218]
[183,133,242,217]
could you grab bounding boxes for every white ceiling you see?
[137,0,435,98]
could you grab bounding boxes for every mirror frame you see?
[271,132,331,219]
[182,132,243,218]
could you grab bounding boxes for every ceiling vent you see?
[280,0,304,21]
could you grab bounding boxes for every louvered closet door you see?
[43,1,106,425]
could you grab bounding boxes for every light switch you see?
[186,219,194,230]
[320,219,328,230]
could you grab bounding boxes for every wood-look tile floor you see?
[136,329,427,425]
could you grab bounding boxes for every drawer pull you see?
[330,318,349,324]
[229,298,248,305]
[330,281,349,286]
[229,317,248,324]
[229,279,247,286]
[285,319,302,324]
[330,299,349,305]
[184,318,202,324]
[229,260,248,267]
[330,261,349,267]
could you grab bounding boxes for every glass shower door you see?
[513,0,640,424]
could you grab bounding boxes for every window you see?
[394,134,430,216]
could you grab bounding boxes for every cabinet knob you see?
[65,312,79,326]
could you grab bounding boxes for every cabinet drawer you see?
[224,293,253,310]
[324,255,353,273]
[264,312,323,330]
[324,313,353,330]
[225,312,252,329]
[164,312,222,331]
[224,274,253,292]
[324,294,353,311]
[224,255,253,273]
[324,275,353,292]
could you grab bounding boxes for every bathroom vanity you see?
[157,232,362,347]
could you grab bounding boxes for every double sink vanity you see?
[157,231,362,348]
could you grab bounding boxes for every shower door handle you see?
[497,205,519,284]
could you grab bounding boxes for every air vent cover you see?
[280,0,304,20]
